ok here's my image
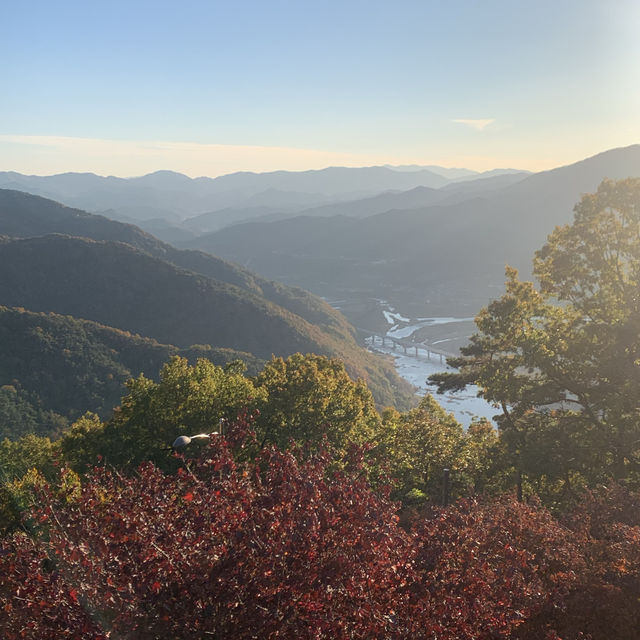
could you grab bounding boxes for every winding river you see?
[370,306,497,427]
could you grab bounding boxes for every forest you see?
[0,179,639,638]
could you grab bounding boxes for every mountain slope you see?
[185,145,640,312]
[282,172,529,220]
[0,188,354,339]
[0,235,333,359]
[0,234,414,408]
[0,305,261,439]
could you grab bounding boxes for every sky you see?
[2,0,639,177]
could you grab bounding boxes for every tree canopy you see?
[2,433,639,639]
[431,178,640,496]
[254,353,381,452]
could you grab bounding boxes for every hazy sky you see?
[3,0,639,177]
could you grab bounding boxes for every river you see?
[369,305,498,427]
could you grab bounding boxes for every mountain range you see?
[181,145,640,316]
[0,165,530,241]
[0,189,416,421]
[2,143,639,435]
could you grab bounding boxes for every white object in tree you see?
[172,432,218,448]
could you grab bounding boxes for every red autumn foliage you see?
[411,496,582,639]
[0,535,108,639]
[1,429,423,638]
[409,487,640,640]
[0,420,638,639]
[522,485,640,640]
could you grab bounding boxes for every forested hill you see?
[0,305,262,440]
[0,233,413,408]
[0,188,353,338]
[0,234,338,359]
[184,145,640,311]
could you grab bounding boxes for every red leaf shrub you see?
[412,496,582,640]
[1,425,638,639]
[0,534,108,639]
[1,436,423,638]
[410,487,640,640]
[522,485,640,640]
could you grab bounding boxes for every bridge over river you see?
[357,328,456,365]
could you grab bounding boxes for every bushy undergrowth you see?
[1,420,638,639]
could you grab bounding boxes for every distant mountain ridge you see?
[0,163,536,243]
[385,165,528,181]
[184,144,640,314]
[278,172,530,222]
[0,165,455,223]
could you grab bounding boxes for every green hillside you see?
[0,188,354,341]
[0,305,262,440]
[0,235,414,409]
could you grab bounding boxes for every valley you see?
[2,141,639,640]
[3,145,640,423]
[362,301,495,425]
[4,3,640,636]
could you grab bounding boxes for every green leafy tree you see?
[253,353,381,452]
[375,396,503,504]
[0,468,47,535]
[463,418,509,494]
[432,178,640,495]
[0,434,58,482]
[377,396,465,504]
[52,355,383,473]
[61,357,263,470]
[57,412,106,472]
[0,435,58,534]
